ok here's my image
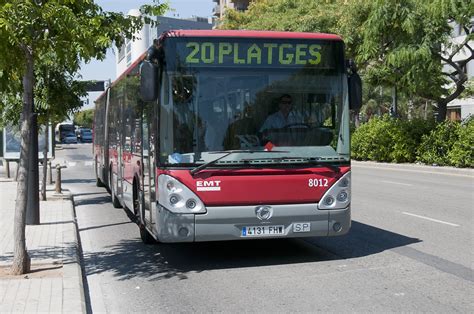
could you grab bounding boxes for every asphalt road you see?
[57,144,474,313]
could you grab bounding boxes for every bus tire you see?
[109,167,121,208]
[134,184,155,244]
[139,223,155,245]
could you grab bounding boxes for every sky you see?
[80,0,214,108]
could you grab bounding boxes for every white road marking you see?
[402,212,460,227]
[381,180,413,186]
[67,161,77,167]
[84,161,93,166]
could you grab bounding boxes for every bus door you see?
[141,104,155,227]
[117,100,124,200]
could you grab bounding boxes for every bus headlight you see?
[324,195,335,206]
[158,175,206,214]
[337,190,348,202]
[318,172,351,210]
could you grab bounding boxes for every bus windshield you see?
[158,37,349,166]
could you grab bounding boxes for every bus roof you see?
[160,29,343,41]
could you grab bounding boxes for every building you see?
[212,0,251,27]
[445,21,474,121]
[115,10,212,77]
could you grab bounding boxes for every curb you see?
[59,192,87,313]
[351,160,474,176]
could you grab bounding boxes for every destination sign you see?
[173,39,339,69]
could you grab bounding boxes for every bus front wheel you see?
[134,185,155,244]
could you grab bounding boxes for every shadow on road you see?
[81,220,420,282]
[74,195,112,207]
[62,178,96,184]
[305,221,421,259]
[73,191,110,197]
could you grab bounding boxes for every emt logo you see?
[196,180,221,192]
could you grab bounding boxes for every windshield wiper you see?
[190,149,287,176]
[240,157,341,173]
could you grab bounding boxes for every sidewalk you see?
[0,174,85,313]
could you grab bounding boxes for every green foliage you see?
[73,109,94,128]
[351,116,394,162]
[352,115,435,163]
[417,118,473,167]
[459,78,474,99]
[222,0,341,33]
[222,0,375,59]
[448,118,474,167]
[358,0,473,120]
[0,0,169,126]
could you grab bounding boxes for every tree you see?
[74,109,94,128]
[0,0,168,275]
[357,0,473,122]
[222,0,343,34]
[35,64,89,202]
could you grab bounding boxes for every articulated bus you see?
[94,30,361,244]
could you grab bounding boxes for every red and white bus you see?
[94,30,361,244]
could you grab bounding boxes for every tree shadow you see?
[81,220,420,282]
[62,178,96,184]
[73,191,109,197]
[73,195,112,207]
[0,244,76,265]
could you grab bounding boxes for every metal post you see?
[47,160,53,185]
[26,114,40,225]
[55,164,62,194]
[5,160,10,178]
[55,164,67,194]
[15,161,19,181]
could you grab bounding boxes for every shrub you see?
[351,115,393,161]
[390,118,436,162]
[352,115,435,163]
[417,121,461,166]
[447,118,474,167]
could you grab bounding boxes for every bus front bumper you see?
[154,204,350,243]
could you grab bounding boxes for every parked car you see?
[62,132,77,144]
[77,128,92,143]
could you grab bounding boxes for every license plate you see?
[293,222,311,233]
[242,225,284,237]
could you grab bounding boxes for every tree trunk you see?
[354,109,360,128]
[41,123,49,201]
[11,47,34,275]
[391,86,398,118]
[436,100,448,122]
[407,98,414,120]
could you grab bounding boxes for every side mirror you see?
[140,61,158,102]
[348,72,362,110]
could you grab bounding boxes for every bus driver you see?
[260,94,304,132]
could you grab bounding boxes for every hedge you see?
[351,115,473,167]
